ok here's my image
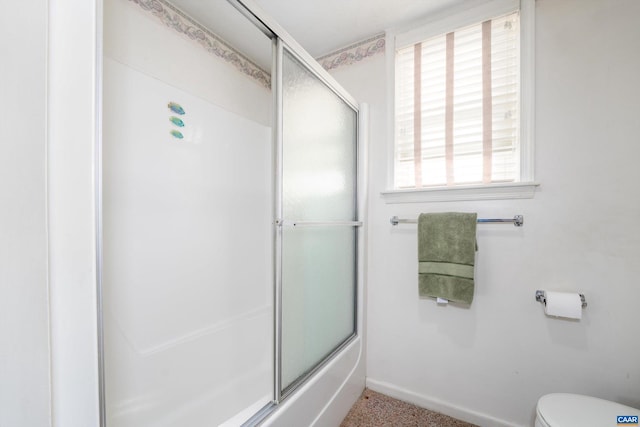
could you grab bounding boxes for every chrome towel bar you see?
[390,215,524,227]
[276,220,363,227]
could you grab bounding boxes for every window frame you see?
[384,0,537,203]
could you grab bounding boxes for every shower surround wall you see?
[103,0,273,424]
[327,0,640,426]
[103,59,273,425]
[105,0,271,125]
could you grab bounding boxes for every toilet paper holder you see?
[535,290,587,308]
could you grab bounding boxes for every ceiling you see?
[252,0,467,57]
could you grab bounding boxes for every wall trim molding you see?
[128,0,386,78]
[129,0,271,88]
[317,33,386,71]
[366,378,521,427]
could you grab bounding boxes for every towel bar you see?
[390,215,524,227]
[276,220,363,227]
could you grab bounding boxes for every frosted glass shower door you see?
[280,49,359,394]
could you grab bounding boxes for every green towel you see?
[418,212,477,304]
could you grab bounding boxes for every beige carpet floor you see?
[340,389,477,427]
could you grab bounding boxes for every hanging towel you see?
[418,212,477,305]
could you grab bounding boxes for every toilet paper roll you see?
[544,291,582,320]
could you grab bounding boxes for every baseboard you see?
[365,378,521,427]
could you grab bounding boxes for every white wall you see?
[102,58,273,426]
[0,2,51,426]
[329,0,640,425]
[102,1,275,425]
[104,0,271,126]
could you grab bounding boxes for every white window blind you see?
[394,11,520,189]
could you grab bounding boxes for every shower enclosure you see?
[100,0,365,425]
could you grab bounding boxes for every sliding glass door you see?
[278,47,359,396]
[101,0,361,424]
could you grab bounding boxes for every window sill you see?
[380,182,539,204]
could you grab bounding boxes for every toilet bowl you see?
[535,393,639,427]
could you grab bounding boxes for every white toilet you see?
[535,393,639,427]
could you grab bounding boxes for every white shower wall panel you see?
[104,0,271,127]
[102,57,273,426]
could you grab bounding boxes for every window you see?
[390,0,535,197]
